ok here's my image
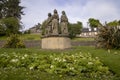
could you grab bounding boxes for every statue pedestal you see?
[41,36,71,49]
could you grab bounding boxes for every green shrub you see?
[3,34,25,48]
[96,26,120,49]
[0,51,115,79]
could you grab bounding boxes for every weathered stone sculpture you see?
[52,9,59,35]
[45,13,52,36]
[60,11,69,35]
[41,9,71,49]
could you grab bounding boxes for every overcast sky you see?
[21,0,120,30]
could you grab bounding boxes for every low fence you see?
[0,40,95,48]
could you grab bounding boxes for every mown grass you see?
[0,34,41,41]
[20,34,41,40]
[0,47,120,80]
[0,36,7,40]
[0,34,94,41]
[72,37,95,41]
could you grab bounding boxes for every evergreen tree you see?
[0,0,24,36]
[0,0,24,19]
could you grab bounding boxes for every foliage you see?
[0,0,24,19]
[88,18,102,28]
[0,51,115,79]
[96,26,120,49]
[24,30,31,34]
[107,20,120,27]
[68,21,83,39]
[41,20,47,35]
[77,46,120,76]
[0,21,6,36]
[3,34,25,48]
[0,0,24,36]
[0,17,21,35]
[0,47,120,79]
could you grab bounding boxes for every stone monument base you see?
[41,36,71,49]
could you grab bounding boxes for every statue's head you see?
[54,9,57,13]
[48,13,52,17]
[62,11,65,15]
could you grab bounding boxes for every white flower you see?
[50,65,54,68]
[22,57,25,59]
[95,57,99,59]
[29,66,33,70]
[74,60,77,62]
[62,59,66,62]
[11,59,18,63]
[108,49,111,53]
[88,62,93,65]
[70,67,74,70]
[24,54,28,57]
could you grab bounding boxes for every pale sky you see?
[21,0,120,30]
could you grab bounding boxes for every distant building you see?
[29,23,41,34]
[29,27,40,33]
[79,28,98,37]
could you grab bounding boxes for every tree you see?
[88,18,102,28]
[0,21,6,36]
[0,17,21,36]
[0,0,24,36]
[107,20,119,27]
[68,21,83,39]
[0,0,24,19]
[41,20,47,35]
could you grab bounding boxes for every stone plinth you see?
[41,36,71,49]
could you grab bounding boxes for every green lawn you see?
[0,36,7,40]
[0,34,41,40]
[72,37,95,41]
[0,46,120,80]
[0,34,95,41]
[20,34,41,40]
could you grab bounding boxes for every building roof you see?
[82,28,98,32]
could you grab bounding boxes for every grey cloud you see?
[21,0,120,30]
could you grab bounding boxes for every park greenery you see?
[3,34,25,48]
[68,21,83,39]
[96,26,120,49]
[88,18,102,28]
[0,0,24,36]
[0,0,120,79]
[0,47,120,80]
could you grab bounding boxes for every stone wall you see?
[0,40,95,48]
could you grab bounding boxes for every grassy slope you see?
[0,34,41,41]
[0,34,95,41]
[20,34,41,40]
[72,37,95,41]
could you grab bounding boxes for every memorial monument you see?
[41,9,71,49]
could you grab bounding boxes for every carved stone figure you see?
[45,13,52,36]
[52,9,59,35]
[60,11,68,35]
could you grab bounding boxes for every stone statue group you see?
[44,9,69,36]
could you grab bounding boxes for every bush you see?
[3,34,25,48]
[96,26,120,49]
